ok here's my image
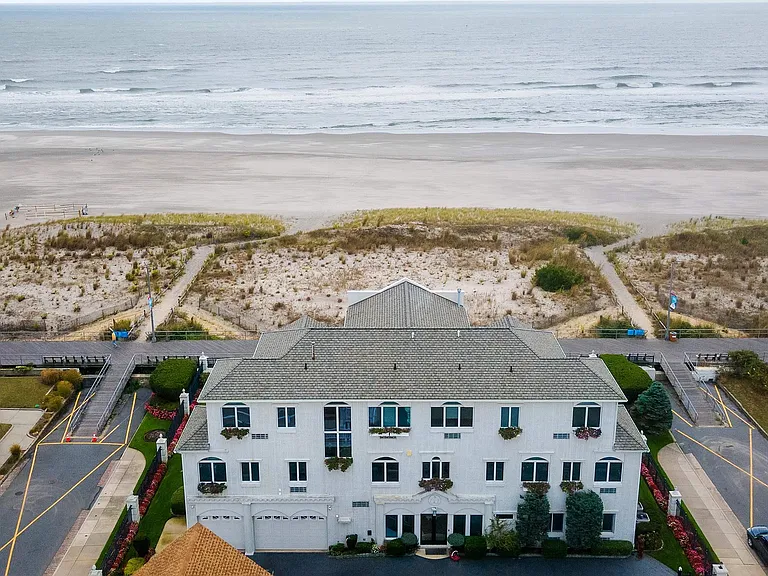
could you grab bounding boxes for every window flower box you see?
[521,481,550,495]
[220,427,249,440]
[325,457,353,472]
[559,480,584,494]
[574,426,601,440]
[368,427,410,436]
[498,426,523,440]
[197,482,226,495]
[418,478,453,492]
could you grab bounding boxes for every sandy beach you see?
[2,131,767,231]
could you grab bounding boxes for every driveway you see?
[250,553,673,576]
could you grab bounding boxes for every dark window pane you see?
[486,462,494,481]
[324,407,337,431]
[551,513,564,532]
[460,407,473,427]
[521,462,534,482]
[325,433,338,458]
[501,407,509,427]
[287,407,296,427]
[338,406,352,431]
[222,408,235,428]
[562,462,571,481]
[595,462,608,482]
[572,406,586,428]
[453,515,466,535]
[388,462,399,483]
[251,463,260,481]
[445,407,459,427]
[398,407,411,427]
[510,407,519,427]
[277,407,286,428]
[602,514,615,532]
[442,462,450,479]
[338,433,352,457]
[386,515,398,538]
[496,462,504,481]
[241,462,250,481]
[213,462,227,482]
[199,463,212,483]
[609,463,622,482]
[369,407,381,427]
[587,407,601,428]
[422,462,431,479]
[299,462,307,481]
[431,407,443,427]
[431,460,440,479]
[469,515,483,536]
[573,462,581,481]
[535,462,548,482]
[237,407,250,428]
[383,407,396,427]
[402,515,415,535]
[372,462,385,482]
[289,462,297,481]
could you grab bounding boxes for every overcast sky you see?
[2,0,766,4]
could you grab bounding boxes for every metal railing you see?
[69,355,112,432]
[100,509,133,574]
[676,500,717,576]
[642,453,671,501]
[660,353,699,424]
[94,356,137,435]
[153,330,257,341]
[626,353,656,366]
[579,327,648,339]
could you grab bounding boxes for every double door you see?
[420,513,448,545]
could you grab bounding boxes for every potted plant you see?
[574,426,601,440]
[559,480,584,494]
[521,481,550,495]
[325,457,354,472]
[498,426,523,440]
[197,482,227,495]
[368,427,410,436]
[220,427,249,440]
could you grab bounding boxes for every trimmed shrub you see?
[631,381,673,436]
[385,538,406,557]
[43,394,64,412]
[447,532,465,549]
[355,541,374,554]
[533,263,584,292]
[566,490,604,550]
[170,486,186,516]
[40,368,64,387]
[124,558,145,576]
[329,543,346,556]
[542,539,568,558]
[149,358,197,401]
[485,516,521,557]
[464,535,487,559]
[55,380,74,398]
[132,532,150,557]
[9,443,22,458]
[517,492,550,547]
[346,534,358,549]
[60,369,84,391]
[591,540,634,556]
[401,532,418,552]
[601,354,652,403]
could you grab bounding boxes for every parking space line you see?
[674,428,768,490]
[0,444,124,556]
[4,445,39,576]
[672,410,693,428]
[714,385,733,428]
[38,395,94,444]
[749,428,754,527]
[100,423,121,444]
[699,387,754,430]
[60,391,82,443]
[124,392,137,445]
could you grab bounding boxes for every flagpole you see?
[665,262,675,341]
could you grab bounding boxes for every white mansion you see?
[177,279,647,553]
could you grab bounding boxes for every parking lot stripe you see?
[672,410,693,428]
[4,445,39,576]
[60,390,82,443]
[124,392,137,445]
[699,387,754,430]
[714,385,733,428]
[749,427,754,527]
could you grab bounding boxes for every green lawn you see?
[129,413,171,490]
[0,423,11,442]
[138,454,184,547]
[639,479,693,573]
[719,376,768,432]
[0,377,51,408]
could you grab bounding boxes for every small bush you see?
[464,535,487,559]
[485,516,521,557]
[9,443,22,458]
[170,486,186,516]
[542,539,568,558]
[401,532,418,552]
[447,532,465,549]
[55,380,74,398]
[355,541,374,554]
[43,395,64,412]
[149,358,197,401]
[533,262,584,292]
[124,557,145,575]
[385,538,406,557]
[132,532,150,557]
[591,540,633,556]
[40,368,63,387]
[329,543,346,556]
[60,368,84,390]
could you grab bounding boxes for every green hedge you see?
[464,535,488,559]
[170,486,186,516]
[591,540,634,556]
[601,354,652,403]
[542,539,568,558]
[149,358,197,401]
[385,538,405,557]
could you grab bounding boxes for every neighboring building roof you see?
[487,315,531,329]
[281,315,329,329]
[614,405,648,451]
[345,278,470,328]
[175,405,209,452]
[134,523,270,576]
[200,327,626,402]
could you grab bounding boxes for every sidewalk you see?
[658,444,767,576]
[0,408,41,459]
[52,448,144,576]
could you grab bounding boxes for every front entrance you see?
[420,513,448,545]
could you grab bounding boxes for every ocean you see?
[1,3,767,134]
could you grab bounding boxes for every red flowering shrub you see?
[145,401,176,420]
[640,463,669,509]
[110,521,139,572]
[667,516,708,576]
[139,462,168,515]
[168,414,188,453]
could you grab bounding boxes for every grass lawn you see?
[129,413,171,490]
[0,377,50,408]
[138,454,184,547]
[0,423,10,442]
[639,479,693,573]
[718,376,768,432]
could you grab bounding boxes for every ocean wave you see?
[606,74,649,80]
[99,67,192,75]
[690,81,758,88]
[387,116,508,127]
[79,87,159,93]
[734,66,768,71]
[1,78,33,83]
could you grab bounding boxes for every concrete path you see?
[0,408,42,459]
[658,444,767,576]
[52,447,145,576]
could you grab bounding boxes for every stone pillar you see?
[668,490,682,517]
[199,354,209,372]
[180,389,190,416]
[126,495,140,522]
[156,436,168,463]
[88,566,103,576]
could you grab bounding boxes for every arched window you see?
[324,403,352,458]
[222,402,250,428]
[521,457,549,482]
[369,402,411,428]
[372,457,399,483]
[422,456,450,479]
[572,402,601,428]
[594,457,622,482]
[199,457,227,483]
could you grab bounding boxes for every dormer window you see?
[572,403,601,429]
[222,403,250,428]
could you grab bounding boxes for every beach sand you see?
[2,131,767,231]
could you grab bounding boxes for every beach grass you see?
[670,216,768,234]
[0,377,51,408]
[718,376,768,432]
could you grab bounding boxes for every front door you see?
[420,514,448,545]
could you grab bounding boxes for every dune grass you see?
[670,216,768,234]
[718,375,768,432]
[0,377,51,408]
[59,212,285,233]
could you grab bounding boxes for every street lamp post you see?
[665,262,676,341]
[145,263,156,343]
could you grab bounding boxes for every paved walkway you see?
[52,448,145,576]
[658,444,767,576]
[0,409,41,462]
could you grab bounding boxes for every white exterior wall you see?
[181,398,642,553]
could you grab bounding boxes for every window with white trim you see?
[222,403,250,428]
[240,461,260,482]
[562,461,582,481]
[602,513,616,533]
[385,514,414,538]
[289,461,307,482]
[486,461,504,482]
[521,457,549,482]
[594,457,623,482]
[422,457,450,479]
[369,403,411,427]
[572,402,601,428]
[550,513,565,533]
[277,407,296,428]
[500,407,519,428]
[431,403,473,428]
[372,457,399,483]
[198,457,226,483]
[324,404,352,457]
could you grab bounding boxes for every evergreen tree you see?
[516,492,550,548]
[565,490,603,550]
[631,381,673,436]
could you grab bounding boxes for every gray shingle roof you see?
[509,328,566,359]
[253,329,310,359]
[175,406,209,452]
[281,315,329,329]
[200,327,626,402]
[614,405,648,451]
[487,315,531,329]
[345,279,470,328]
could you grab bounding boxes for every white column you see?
[156,436,168,463]
[179,390,190,416]
[668,490,682,516]
[199,354,209,372]
[88,567,103,576]
[126,495,140,522]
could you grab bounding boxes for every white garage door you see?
[198,512,245,550]
[254,512,327,551]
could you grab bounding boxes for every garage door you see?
[198,512,245,550]
[254,512,327,550]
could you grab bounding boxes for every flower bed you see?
[109,521,139,574]
[139,462,167,515]
[641,463,669,509]
[667,517,708,576]
[418,478,453,492]
[144,394,177,420]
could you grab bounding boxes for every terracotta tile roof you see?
[134,523,271,576]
